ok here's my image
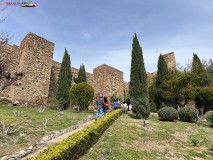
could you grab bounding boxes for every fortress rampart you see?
[0,32,176,107]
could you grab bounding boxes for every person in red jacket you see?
[103,97,109,116]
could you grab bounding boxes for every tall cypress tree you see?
[191,53,209,112]
[74,64,87,83]
[129,34,150,118]
[56,48,72,109]
[155,54,169,108]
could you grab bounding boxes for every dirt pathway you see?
[23,119,95,159]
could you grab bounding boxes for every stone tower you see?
[10,32,54,106]
[162,52,176,70]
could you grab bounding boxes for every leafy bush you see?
[179,107,197,122]
[0,98,12,105]
[150,102,158,113]
[70,82,94,111]
[189,135,201,146]
[47,97,59,104]
[207,112,213,123]
[159,102,167,109]
[31,109,123,160]
[158,107,178,121]
[47,97,62,110]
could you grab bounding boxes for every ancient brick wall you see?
[4,32,55,107]
[0,32,176,107]
[93,64,127,101]
[48,61,94,97]
[0,42,21,98]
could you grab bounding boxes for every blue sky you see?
[1,0,213,82]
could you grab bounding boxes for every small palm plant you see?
[189,135,201,146]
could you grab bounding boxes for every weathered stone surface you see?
[163,52,176,70]
[0,32,176,106]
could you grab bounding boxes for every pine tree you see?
[56,48,72,109]
[74,64,87,83]
[155,54,169,108]
[129,34,150,118]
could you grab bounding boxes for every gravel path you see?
[23,119,95,159]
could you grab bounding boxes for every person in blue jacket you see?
[113,99,119,110]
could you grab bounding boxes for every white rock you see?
[40,141,45,144]
[42,136,49,142]
[19,134,25,136]
[1,156,10,160]
[19,150,26,155]
[28,146,33,150]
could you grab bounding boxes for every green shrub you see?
[189,135,201,146]
[158,107,178,121]
[31,109,123,160]
[17,136,28,144]
[150,102,158,113]
[110,94,121,106]
[47,97,59,104]
[207,112,213,123]
[0,98,12,105]
[159,102,166,109]
[209,142,213,150]
[70,82,94,111]
[179,107,197,122]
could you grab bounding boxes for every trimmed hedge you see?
[179,107,197,122]
[31,109,123,160]
[158,107,178,121]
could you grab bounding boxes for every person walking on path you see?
[123,103,128,114]
[113,99,119,110]
[103,97,109,116]
[96,94,104,120]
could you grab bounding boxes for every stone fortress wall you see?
[0,32,176,107]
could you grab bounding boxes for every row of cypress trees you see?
[56,49,87,109]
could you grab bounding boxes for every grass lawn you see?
[80,113,213,160]
[0,105,95,158]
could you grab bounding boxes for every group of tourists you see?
[96,94,130,120]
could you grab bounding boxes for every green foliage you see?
[56,48,72,109]
[207,112,213,123]
[158,107,178,121]
[70,82,94,111]
[179,107,197,122]
[189,135,201,146]
[159,102,166,109]
[156,54,169,88]
[110,94,121,106]
[155,54,169,107]
[47,97,59,104]
[0,98,12,105]
[31,109,123,160]
[150,102,158,113]
[129,34,150,118]
[209,142,213,150]
[124,93,131,106]
[47,97,62,110]
[162,71,193,109]
[17,136,28,144]
[74,64,87,83]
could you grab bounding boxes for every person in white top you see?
[123,103,127,114]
